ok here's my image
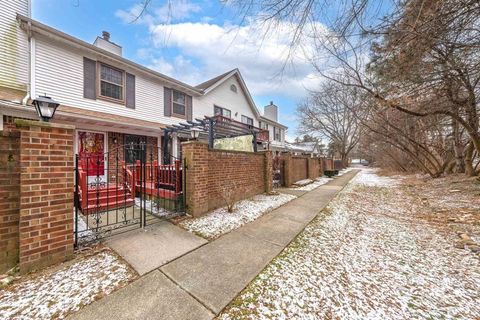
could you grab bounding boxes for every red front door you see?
[78,131,105,177]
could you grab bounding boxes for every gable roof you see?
[195,70,235,91]
[16,14,202,96]
[195,69,261,118]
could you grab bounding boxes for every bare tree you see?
[297,82,364,166]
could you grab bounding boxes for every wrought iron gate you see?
[74,143,185,247]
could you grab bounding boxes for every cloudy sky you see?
[33,0,326,140]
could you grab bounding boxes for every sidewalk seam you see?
[159,269,217,316]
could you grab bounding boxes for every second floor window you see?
[274,127,281,141]
[214,105,231,118]
[259,121,269,130]
[172,90,186,117]
[241,115,253,126]
[99,63,124,101]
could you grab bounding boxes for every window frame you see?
[274,126,281,141]
[214,105,231,118]
[97,62,125,104]
[241,115,254,126]
[171,89,187,119]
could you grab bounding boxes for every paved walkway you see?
[70,170,359,320]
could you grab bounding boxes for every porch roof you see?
[0,100,165,135]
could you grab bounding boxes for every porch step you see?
[85,192,133,206]
[82,198,135,215]
[86,185,130,197]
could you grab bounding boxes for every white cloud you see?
[116,0,201,24]
[117,2,328,103]
[145,18,325,99]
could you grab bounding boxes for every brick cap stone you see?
[181,141,209,146]
[15,119,75,130]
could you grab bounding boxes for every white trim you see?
[0,112,3,131]
[201,70,261,118]
[75,129,108,183]
[30,36,36,99]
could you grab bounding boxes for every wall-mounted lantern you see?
[32,95,60,122]
[190,127,201,140]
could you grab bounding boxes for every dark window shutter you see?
[186,95,193,121]
[164,87,172,117]
[126,73,135,109]
[83,57,96,99]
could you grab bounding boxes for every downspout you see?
[22,20,34,105]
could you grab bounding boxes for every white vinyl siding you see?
[193,77,257,126]
[34,34,181,125]
[0,0,29,91]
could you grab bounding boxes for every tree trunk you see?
[452,119,465,173]
[464,142,475,176]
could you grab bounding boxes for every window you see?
[230,84,237,93]
[172,90,186,117]
[274,127,281,141]
[99,63,124,101]
[241,115,253,126]
[124,135,147,164]
[214,105,231,118]
[259,121,269,130]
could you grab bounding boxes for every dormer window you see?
[172,90,186,117]
[230,84,237,93]
[98,63,125,102]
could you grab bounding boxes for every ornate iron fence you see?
[74,143,185,247]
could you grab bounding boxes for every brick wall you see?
[16,119,75,273]
[0,117,20,273]
[291,157,309,183]
[182,141,273,217]
[281,154,328,187]
[308,158,320,179]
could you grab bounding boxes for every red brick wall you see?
[0,117,20,273]
[16,120,75,273]
[308,158,320,180]
[291,156,309,183]
[182,142,273,217]
[280,154,324,187]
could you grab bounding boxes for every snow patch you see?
[352,168,399,187]
[180,193,297,239]
[0,251,135,320]
[220,170,480,319]
[291,177,333,191]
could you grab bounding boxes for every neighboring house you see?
[286,141,324,157]
[258,101,288,152]
[0,0,288,168]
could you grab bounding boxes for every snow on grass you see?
[291,176,333,191]
[0,250,136,320]
[219,170,480,320]
[337,167,353,176]
[180,193,297,239]
[293,179,313,186]
[352,168,400,187]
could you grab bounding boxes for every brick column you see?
[16,120,75,273]
[182,141,209,217]
[264,151,273,193]
[318,158,324,177]
[0,120,20,273]
[283,153,293,187]
[308,158,319,179]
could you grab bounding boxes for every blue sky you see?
[32,0,316,140]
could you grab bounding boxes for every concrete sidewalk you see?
[70,170,359,320]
